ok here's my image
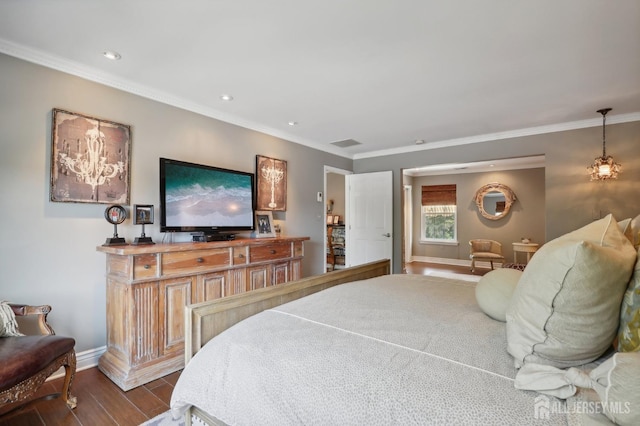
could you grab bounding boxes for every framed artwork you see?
[333,215,341,225]
[326,215,334,225]
[256,155,287,211]
[255,211,275,238]
[134,204,154,225]
[50,108,131,204]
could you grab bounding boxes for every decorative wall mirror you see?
[474,183,517,220]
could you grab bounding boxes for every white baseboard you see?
[409,256,502,270]
[47,345,106,381]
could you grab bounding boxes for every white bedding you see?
[171,274,595,425]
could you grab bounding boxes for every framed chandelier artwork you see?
[50,108,131,204]
[256,155,287,211]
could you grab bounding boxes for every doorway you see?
[324,166,351,272]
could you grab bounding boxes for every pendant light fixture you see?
[587,108,621,181]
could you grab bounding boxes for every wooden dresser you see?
[96,236,309,390]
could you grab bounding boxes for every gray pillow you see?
[475,268,521,322]
[506,215,637,368]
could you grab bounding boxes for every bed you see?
[171,216,640,426]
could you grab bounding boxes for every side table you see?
[512,242,540,264]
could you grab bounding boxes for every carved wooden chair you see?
[469,239,505,272]
[0,303,77,416]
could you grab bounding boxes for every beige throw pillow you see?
[0,301,23,337]
[588,352,640,426]
[506,215,636,368]
[475,268,521,322]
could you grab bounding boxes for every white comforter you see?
[171,274,588,425]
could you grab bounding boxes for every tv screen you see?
[159,158,255,234]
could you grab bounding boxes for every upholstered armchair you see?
[469,239,505,272]
[0,303,77,416]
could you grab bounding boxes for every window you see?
[421,185,457,243]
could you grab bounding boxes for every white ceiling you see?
[1,1,639,160]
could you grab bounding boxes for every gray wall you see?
[0,53,352,352]
[408,168,545,262]
[355,122,640,273]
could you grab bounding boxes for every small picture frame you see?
[134,204,154,225]
[326,215,334,225]
[333,215,340,225]
[255,211,275,238]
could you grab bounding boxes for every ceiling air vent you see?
[330,139,362,148]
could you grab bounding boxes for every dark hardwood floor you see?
[1,262,483,426]
[404,261,490,276]
[0,368,180,426]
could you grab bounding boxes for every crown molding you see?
[2,38,638,162]
[354,112,640,160]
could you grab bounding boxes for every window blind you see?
[422,184,456,206]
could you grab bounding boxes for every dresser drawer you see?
[232,246,248,265]
[133,254,157,279]
[162,248,230,275]
[249,243,291,263]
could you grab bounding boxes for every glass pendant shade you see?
[587,108,621,181]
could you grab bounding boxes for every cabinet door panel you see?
[159,277,193,357]
[272,261,290,286]
[248,265,270,290]
[196,271,228,302]
[131,282,159,364]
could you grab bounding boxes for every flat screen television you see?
[159,158,255,236]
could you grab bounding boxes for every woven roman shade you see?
[422,184,456,206]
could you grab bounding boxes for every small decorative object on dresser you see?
[255,210,275,238]
[103,204,127,246]
[132,204,154,245]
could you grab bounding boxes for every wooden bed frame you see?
[183,259,391,425]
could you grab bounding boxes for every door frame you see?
[323,166,352,272]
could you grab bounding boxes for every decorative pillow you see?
[0,301,23,337]
[618,218,633,243]
[475,268,521,322]
[630,214,640,247]
[588,352,640,426]
[618,247,640,352]
[506,215,637,368]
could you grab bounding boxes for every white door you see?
[404,185,412,264]
[345,171,393,267]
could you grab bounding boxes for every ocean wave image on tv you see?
[165,163,253,227]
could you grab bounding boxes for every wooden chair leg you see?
[490,261,494,270]
[61,350,77,409]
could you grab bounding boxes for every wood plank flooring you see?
[0,368,180,426]
[0,262,481,426]
[404,260,490,276]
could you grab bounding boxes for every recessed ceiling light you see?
[415,139,425,145]
[103,51,121,60]
[220,94,234,101]
[288,121,298,126]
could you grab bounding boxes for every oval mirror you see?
[474,183,516,220]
